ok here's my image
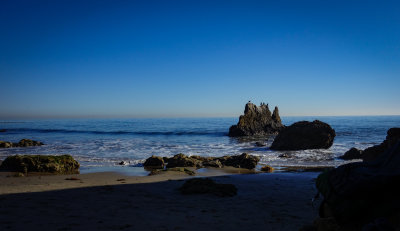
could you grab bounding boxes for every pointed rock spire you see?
[228,102,284,137]
[272,106,281,124]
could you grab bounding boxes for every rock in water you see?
[228,102,284,137]
[270,120,336,150]
[0,139,44,148]
[17,139,43,147]
[0,154,80,174]
[143,155,164,169]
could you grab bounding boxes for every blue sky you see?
[1,0,399,118]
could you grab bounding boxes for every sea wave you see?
[6,128,227,137]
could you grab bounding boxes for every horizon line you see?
[1,114,400,120]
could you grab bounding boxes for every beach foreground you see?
[0,170,319,231]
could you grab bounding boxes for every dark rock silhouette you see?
[341,127,400,162]
[339,147,363,160]
[0,154,80,174]
[316,141,400,227]
[270,120,336,150]
[228,102,284,137]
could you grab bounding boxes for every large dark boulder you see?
[316,141,400,226]
[143,155,164,169]
[0,154,80,174]
[270,120,336,150]
[228,102,284,137]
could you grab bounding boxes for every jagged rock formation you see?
[270,120,336,150]
[228,102,284,137]
[340,127,400,162]
[0,154,80,174]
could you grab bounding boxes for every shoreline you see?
[0,165,320,195]
[0,169,320,231]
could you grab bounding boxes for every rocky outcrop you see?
[144,153,260,170]
[0,139,43,148]
[179,178,237,197]
[0,141,13,148]
[0,154,80,174]
[143,155,164,169]
[166,153,202,168]
[341,128,400,162]
[362,127,400,162]
[228,102,284,137]
[315,141,400,228]
[219,153,260,169]
[270,120,336,150]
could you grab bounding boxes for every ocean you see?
[1,116,399,175]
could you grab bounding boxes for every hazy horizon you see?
[1,1,399,119]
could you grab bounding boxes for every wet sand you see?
[0,169,319,231]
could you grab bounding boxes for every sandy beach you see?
[0,169,319,231]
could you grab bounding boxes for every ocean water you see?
[0,116,399,174]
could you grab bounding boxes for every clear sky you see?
[1,0,399,118]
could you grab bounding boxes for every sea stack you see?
[228,102,284,137]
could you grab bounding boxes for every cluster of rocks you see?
[144,153,260,170]
[229,102,336,151]
[228,102,284,137]
[340,128,400,162]
[0,154,80,175]
[0,139,44,148]
[270,120,336,150]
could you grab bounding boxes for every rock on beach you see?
[0,154,80,174]
[144,153,260,170]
